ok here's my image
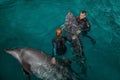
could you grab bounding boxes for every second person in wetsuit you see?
[76,10,96,44]
[51,28,67,64]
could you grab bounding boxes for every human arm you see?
[85,18,91,31]
[51,39,57,64]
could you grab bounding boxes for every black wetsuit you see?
[76,17,96,44]
[76,17,90,34]
[52,36,67,57]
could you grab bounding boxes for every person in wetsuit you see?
[51,28,67,64]
[51,28,81,79]
[76,10,96,44]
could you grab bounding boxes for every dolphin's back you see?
[21,48,52,65]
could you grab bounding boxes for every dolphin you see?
[5,48,81,80]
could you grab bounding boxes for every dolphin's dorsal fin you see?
[22,60,31,75]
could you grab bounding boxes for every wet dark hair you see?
[81,10,87,14]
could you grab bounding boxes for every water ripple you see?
[0,0,17,9]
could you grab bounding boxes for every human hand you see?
[72,35,77,40]
[51,57,56,64]
[76,30,81,34]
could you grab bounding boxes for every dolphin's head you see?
[5,48,22,62]
[65,11,77,25]
[66,11,73,19]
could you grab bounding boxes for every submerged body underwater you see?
[0,0,120,80]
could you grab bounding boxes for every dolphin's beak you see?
[5,49,12,54]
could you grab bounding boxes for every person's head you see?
[80,10,87,19]
[56,28,62,37]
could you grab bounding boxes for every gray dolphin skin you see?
[64,11,79,35]
[5,48,81,80]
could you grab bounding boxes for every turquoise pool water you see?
[0,0,120,80]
